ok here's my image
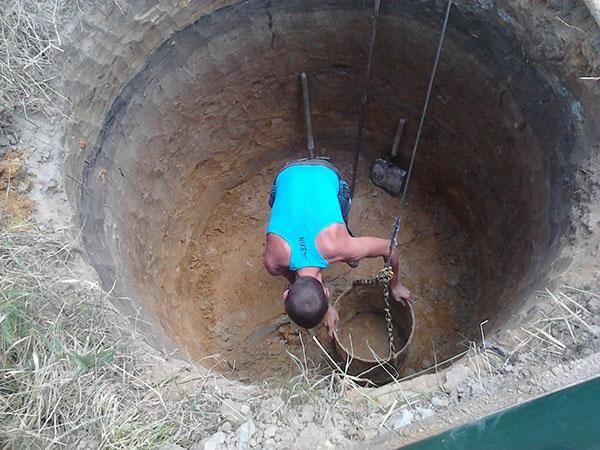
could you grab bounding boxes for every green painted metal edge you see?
[401,375,600,450]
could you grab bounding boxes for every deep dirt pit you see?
[66,0,597,384]
[189,147,477,381]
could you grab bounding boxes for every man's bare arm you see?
[338,236,398,275]
[264,256,295,283]
[334,236,409,300]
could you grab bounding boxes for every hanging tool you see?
[300,72,316,158]
[386,0,454,265]
[371,118,408,195]
[350,0,381,197]
[352,0,454,354]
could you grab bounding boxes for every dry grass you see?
[0,0,66,131]
[0,219,597,448]
[0,214,382,448]
[278,333,356,419]
[502,287,598,363]
[282,330,462,416]
[0,218,402,449]
[0,222,239,449]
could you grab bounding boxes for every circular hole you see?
[333,283,415,384]
[76,1,579,383]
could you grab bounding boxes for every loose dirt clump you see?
[0,150,33,225]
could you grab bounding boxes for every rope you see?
[350,0,381,197]
[385,0,453,265]
[352,0,454,355]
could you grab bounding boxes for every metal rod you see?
[300,72,315,158]
[386,0,453,265]
[390,118,406,158]
[350,0,381,197]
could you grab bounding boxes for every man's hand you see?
[323,304,339,338]
[391,280,411,303]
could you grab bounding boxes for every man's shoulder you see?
[265,233,290,266]
[317,224,351,260]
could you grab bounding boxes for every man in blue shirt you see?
[264,158,410,337]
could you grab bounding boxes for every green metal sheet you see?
[402,376,600,450]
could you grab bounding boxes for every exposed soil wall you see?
[61,0,600,381]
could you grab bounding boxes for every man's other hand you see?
[391,281,411,302]
[323,304,339,338]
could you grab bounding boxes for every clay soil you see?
[0,150,33,225]
[337,311,402,361]
[186,148,480,382]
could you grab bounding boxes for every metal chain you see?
[348,0,453,357]
[353,266,396,355]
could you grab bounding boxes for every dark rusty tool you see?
[350,0,382,197]
[371,118,408,195]
[300,72,315,158]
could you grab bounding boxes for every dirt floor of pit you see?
[178,147,480,382]
[337,311,403,361]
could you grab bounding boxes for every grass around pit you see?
[0,223,226,449]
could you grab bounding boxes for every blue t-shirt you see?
[266,164,344,271]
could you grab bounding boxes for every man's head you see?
[284,276,329,329]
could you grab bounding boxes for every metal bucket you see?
[333,283,415,385]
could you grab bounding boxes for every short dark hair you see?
[285,276,328,329]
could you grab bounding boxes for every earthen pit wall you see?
[61,0,600,357]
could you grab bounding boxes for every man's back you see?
[263,159,410,335]
[266,164,344,271]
